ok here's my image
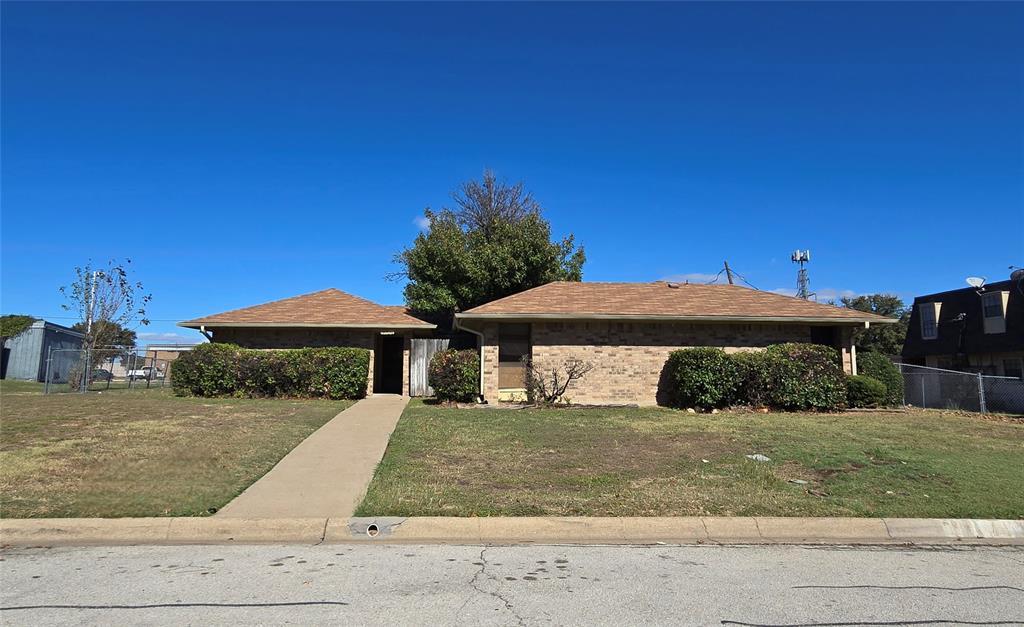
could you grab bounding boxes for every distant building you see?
[144,343,199,376]
[902,271,1024,378]
[1,320,85,382]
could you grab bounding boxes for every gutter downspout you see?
[453,315,486,403]
[199,325,213,342]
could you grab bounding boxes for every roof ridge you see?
[180,287,433,327]
[459,280,893,321]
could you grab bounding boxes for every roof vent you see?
[666,282,680,289]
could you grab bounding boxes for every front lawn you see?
[356,402,1024,518]
[0,387,350,518]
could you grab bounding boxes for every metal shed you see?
[1,320,85,382]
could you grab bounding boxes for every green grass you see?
[0,379,45,394]
[0,386,351,518]
[356,401,1024,518]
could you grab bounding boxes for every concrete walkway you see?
[216,394,408,519]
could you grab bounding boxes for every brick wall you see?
[477,320,853,406]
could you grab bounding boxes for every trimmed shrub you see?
[730,350,773,408]
[171,343,369,399]
[857,352,903,406]
[846,375,887,408]
[428,348,480,402]
[665,348,742,409]
[762,343,847,411]
[172,343,239,397]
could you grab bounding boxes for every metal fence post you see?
[81,347,90,394]
[44,346,52,395]
[977,373,987,414]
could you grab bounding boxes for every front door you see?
[376,335,404,394]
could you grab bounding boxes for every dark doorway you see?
[375,335,404,394]
[810,326,837,347]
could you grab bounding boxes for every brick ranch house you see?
[455,281,894,404]
[179,289,436,394]
[180,282,893,404]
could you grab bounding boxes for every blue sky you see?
[2,2,1022,345]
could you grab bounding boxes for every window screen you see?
[982,292,1004,318]
[919,304,937,339]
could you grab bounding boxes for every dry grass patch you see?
[0,384,349,518]
[356,401,1024,518]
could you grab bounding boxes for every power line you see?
[12,315,194,323]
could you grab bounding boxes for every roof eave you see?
[178,321,436,330]
[454,312,896,325]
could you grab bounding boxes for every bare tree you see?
[523,357,595,405]
[60,258,152,354]
[452,169,540,239]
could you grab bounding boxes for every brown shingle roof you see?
[179,289,434,329]
[458,282,895,324]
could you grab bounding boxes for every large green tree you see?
[396,171,585,316]
[840,294,910,355]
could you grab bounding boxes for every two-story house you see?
[902,271,1024,378]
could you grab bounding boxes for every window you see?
[919,303,938,340]
[1004,359,1023,380]
[981,291,1008,334]
[982,292,1004,318]
[498,324,530,389]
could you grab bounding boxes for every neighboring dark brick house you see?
[902,274,1024,378]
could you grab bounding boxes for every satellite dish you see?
[966,276,986,289]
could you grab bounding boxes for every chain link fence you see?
[900,363,1024,415]
[43,346,172,394]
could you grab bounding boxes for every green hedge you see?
[663,342,847,411]
[762,343,848,411]
[847,375,887,408]
[428,348,479,402]
[664,348,741,409]
[731,350,773,408]
[171,343,369,400]
[857,352,903,406]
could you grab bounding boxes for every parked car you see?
[128,366,164,381]
[91,368,114,382]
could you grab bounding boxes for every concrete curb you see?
[2,517,1022,547]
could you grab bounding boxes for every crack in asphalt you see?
[461,548,526,626]
[313,519,329,546]
[792,585,1024,592]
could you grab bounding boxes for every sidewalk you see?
[215,394,408,518]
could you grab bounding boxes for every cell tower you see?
[791,249,812,299]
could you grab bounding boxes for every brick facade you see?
[474,320,857,406]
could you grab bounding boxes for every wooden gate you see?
[409,338,450,397]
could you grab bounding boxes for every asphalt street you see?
[2,543,1022,626]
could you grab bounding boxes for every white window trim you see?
[981,291,1009,335]
[919,302,940,340]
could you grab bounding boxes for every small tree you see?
[59,259,151,385]
[60,259,151,347]
[523,357,594,405]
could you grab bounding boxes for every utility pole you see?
[85,270,98,338]
[81,270,100,394]
[723,261,735,285]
